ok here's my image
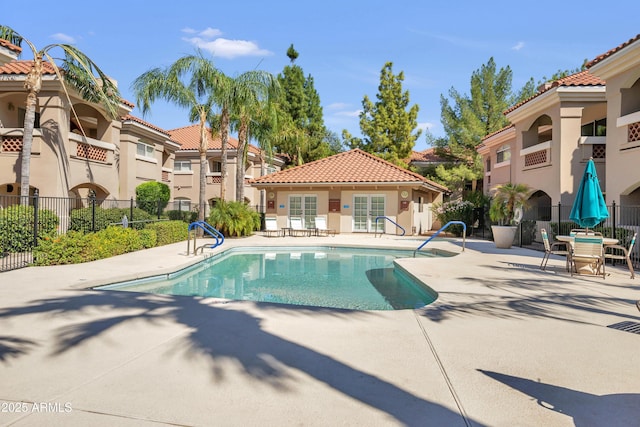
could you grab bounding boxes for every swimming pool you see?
[96,246,454,310]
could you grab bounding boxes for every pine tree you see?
[275,45,335,166]
[353,62,421,166]
[432,58,512,193]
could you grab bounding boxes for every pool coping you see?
[1,234,639,426]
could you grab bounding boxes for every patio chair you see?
[263,217,283,237]
[570,235,605,278]
[289,217,310,237]
[604,232,636,279]
[540,228,570,271]
[314,216,336,237]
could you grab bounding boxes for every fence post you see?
[33,189,39,247]
[90,193,96,232]
[558,203,562,234]
[612,200,617,238]
[130,197,134,224]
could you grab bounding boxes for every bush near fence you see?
[0,205,59,253]
[33,221,186,266]
[69,206,156,232]
[144,220,188,246]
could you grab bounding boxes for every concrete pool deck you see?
[0,234,639,426]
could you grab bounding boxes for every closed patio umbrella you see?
[569,158,609,228]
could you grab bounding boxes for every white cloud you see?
[50,33,75,43]
[512,41,525,51]
[183,27,271,59]
[199,27,223,38]
[335,109,361,118]
[181,27,197,34]
[326,102,350,110]
[417,122,434,131]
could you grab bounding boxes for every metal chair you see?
[604,232,636,279]
[263,217,283,237]
[571,235,605,278]
[540,228,570,271]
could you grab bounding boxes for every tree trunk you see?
[198,113,208,222]
[220,106,229,201]
[20,55,43,204]
[236,117,248,203]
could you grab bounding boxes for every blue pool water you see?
[97,246,453,310]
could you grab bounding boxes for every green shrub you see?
[138,229,157,248]
[69,207,155,232]
[166,209,198,223]
[136,181,170,216]
[145,220,188,246]
[208,200,260,237]
[34,231,90,265]
[34,226,145,266]
[0,205,59,252]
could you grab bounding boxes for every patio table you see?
[556,235,618,276]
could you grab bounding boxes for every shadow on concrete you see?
[0,335,38,362]
[0,290,482,426]
[479,369,640,427]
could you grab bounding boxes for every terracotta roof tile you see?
[482,124,515,141]
[505,70,605,115]
[0,38,21,54]
[251,148,449,192]
[587,33,640,68]
[121,114,172,137]
[407,147,447,163]
[0,59,135,108]
[0,59,57,75]
[168,124,261,155]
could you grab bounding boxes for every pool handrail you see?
[374,216,406,237]
[187,221,225,254]
[413,220,466,257]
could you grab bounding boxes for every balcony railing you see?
[520,140,551,169]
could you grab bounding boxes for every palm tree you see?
[229,71,280,203]
[131,53,223,222]
[0,25,121,203]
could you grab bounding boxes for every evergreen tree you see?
[432,57,512,194]
[275,45,335,166]
[351,62,421,166]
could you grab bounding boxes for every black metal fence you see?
[0,192,197,272]
[510,202,640,268]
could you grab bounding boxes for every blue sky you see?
[4,1,639,151]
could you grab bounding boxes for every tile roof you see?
[168,124,260,155]
[250,148,449,192]
[482,124,515,141]
[121,114,172,137]
[407,147,447,164]
[504,70,605,115]
[0,38,21,54]
[587,33,640,68]
[0,59,57,75]
[0,59,135,108]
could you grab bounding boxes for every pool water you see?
[97,247,451,310]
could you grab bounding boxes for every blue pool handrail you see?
[187,221,225,254]
[374,216,406,237]
[413,220,466,257]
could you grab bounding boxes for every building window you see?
[496,144,510,163]
[174,160,192,172]
[174,198,192,211]
[486,158,491,172]
[209,160,222,173]
[137,142,155,158]
[581,118,606,137]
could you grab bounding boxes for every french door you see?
[353,195,385,232]
[289,195,317,227]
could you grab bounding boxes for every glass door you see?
[352,195,385,232]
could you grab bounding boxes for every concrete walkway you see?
[0,234,639,426]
